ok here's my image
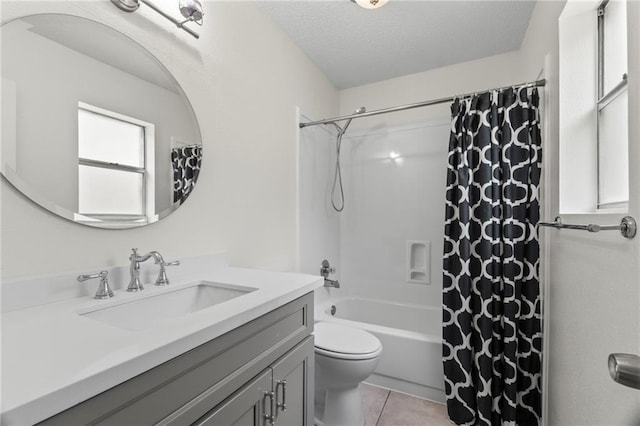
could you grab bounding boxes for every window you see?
[597,0,628,210]
[77,103,155,222]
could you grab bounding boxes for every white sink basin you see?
[80,281,257,331]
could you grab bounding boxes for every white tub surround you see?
[315,297,444,403]
[1,254,323,425]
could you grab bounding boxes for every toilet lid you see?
[314,322,382,356]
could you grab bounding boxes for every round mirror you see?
[1,14,202,228]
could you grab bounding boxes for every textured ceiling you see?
[257,0,537,89]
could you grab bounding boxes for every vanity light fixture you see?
[351,0,390,10]
[111,0,203,39]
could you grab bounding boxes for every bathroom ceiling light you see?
[351,0,389,10]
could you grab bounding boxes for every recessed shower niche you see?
[407,240,430,284]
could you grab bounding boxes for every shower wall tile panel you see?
[339,121,450,307]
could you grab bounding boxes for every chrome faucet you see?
[127,248,180,291]
[320,259,340,288]
[78,270,114,299]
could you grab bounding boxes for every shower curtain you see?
[442,87,542,425]
[171,145,202,204]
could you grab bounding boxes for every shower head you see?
[340,106,367,132]
[331,106,367,134]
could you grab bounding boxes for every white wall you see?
[340,49,525,131]
[0,0,339,279]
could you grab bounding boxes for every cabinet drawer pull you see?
[263,391,276,425]
[276,379,287,412]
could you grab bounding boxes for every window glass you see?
[598,90,628,208]
[78,108,144,168]
[78,105,147,216]
[597,0,628,209]
[78,165,144,215]
[603,0,627,94]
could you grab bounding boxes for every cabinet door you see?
[271,336,314,426]
[196,369,273,426]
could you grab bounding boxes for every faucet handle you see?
[155,260,181,286]
[130,248,139,260]
[320,259,336,277]
[78,270,114,299]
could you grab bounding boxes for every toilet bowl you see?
[314,321,383,426]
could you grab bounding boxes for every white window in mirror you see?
[77,103,155,221]
[597,0,628,210]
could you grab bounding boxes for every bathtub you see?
[315,297,445,403]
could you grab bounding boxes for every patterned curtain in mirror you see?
[171,145,202,205]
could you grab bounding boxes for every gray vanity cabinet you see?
[270,337,313,425]
[38,293,314,426]
[196,337,313,426]
[195,369,272,426]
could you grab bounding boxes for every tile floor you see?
[361,383,451,426]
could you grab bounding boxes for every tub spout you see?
[321,259,340,288]
[324,278,340,288]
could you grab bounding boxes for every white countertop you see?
[1,265,323,425]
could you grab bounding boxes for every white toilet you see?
[314,322,383,426]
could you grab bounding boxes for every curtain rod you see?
[299,78,546,129]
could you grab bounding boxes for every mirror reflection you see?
[1,14,202,228]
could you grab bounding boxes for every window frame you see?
[596,0,629,210]
[77,102,155,222]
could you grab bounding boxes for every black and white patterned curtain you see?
[171,145,202,204]
[442,87,543,425]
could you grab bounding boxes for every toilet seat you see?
[314,322,382,360]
